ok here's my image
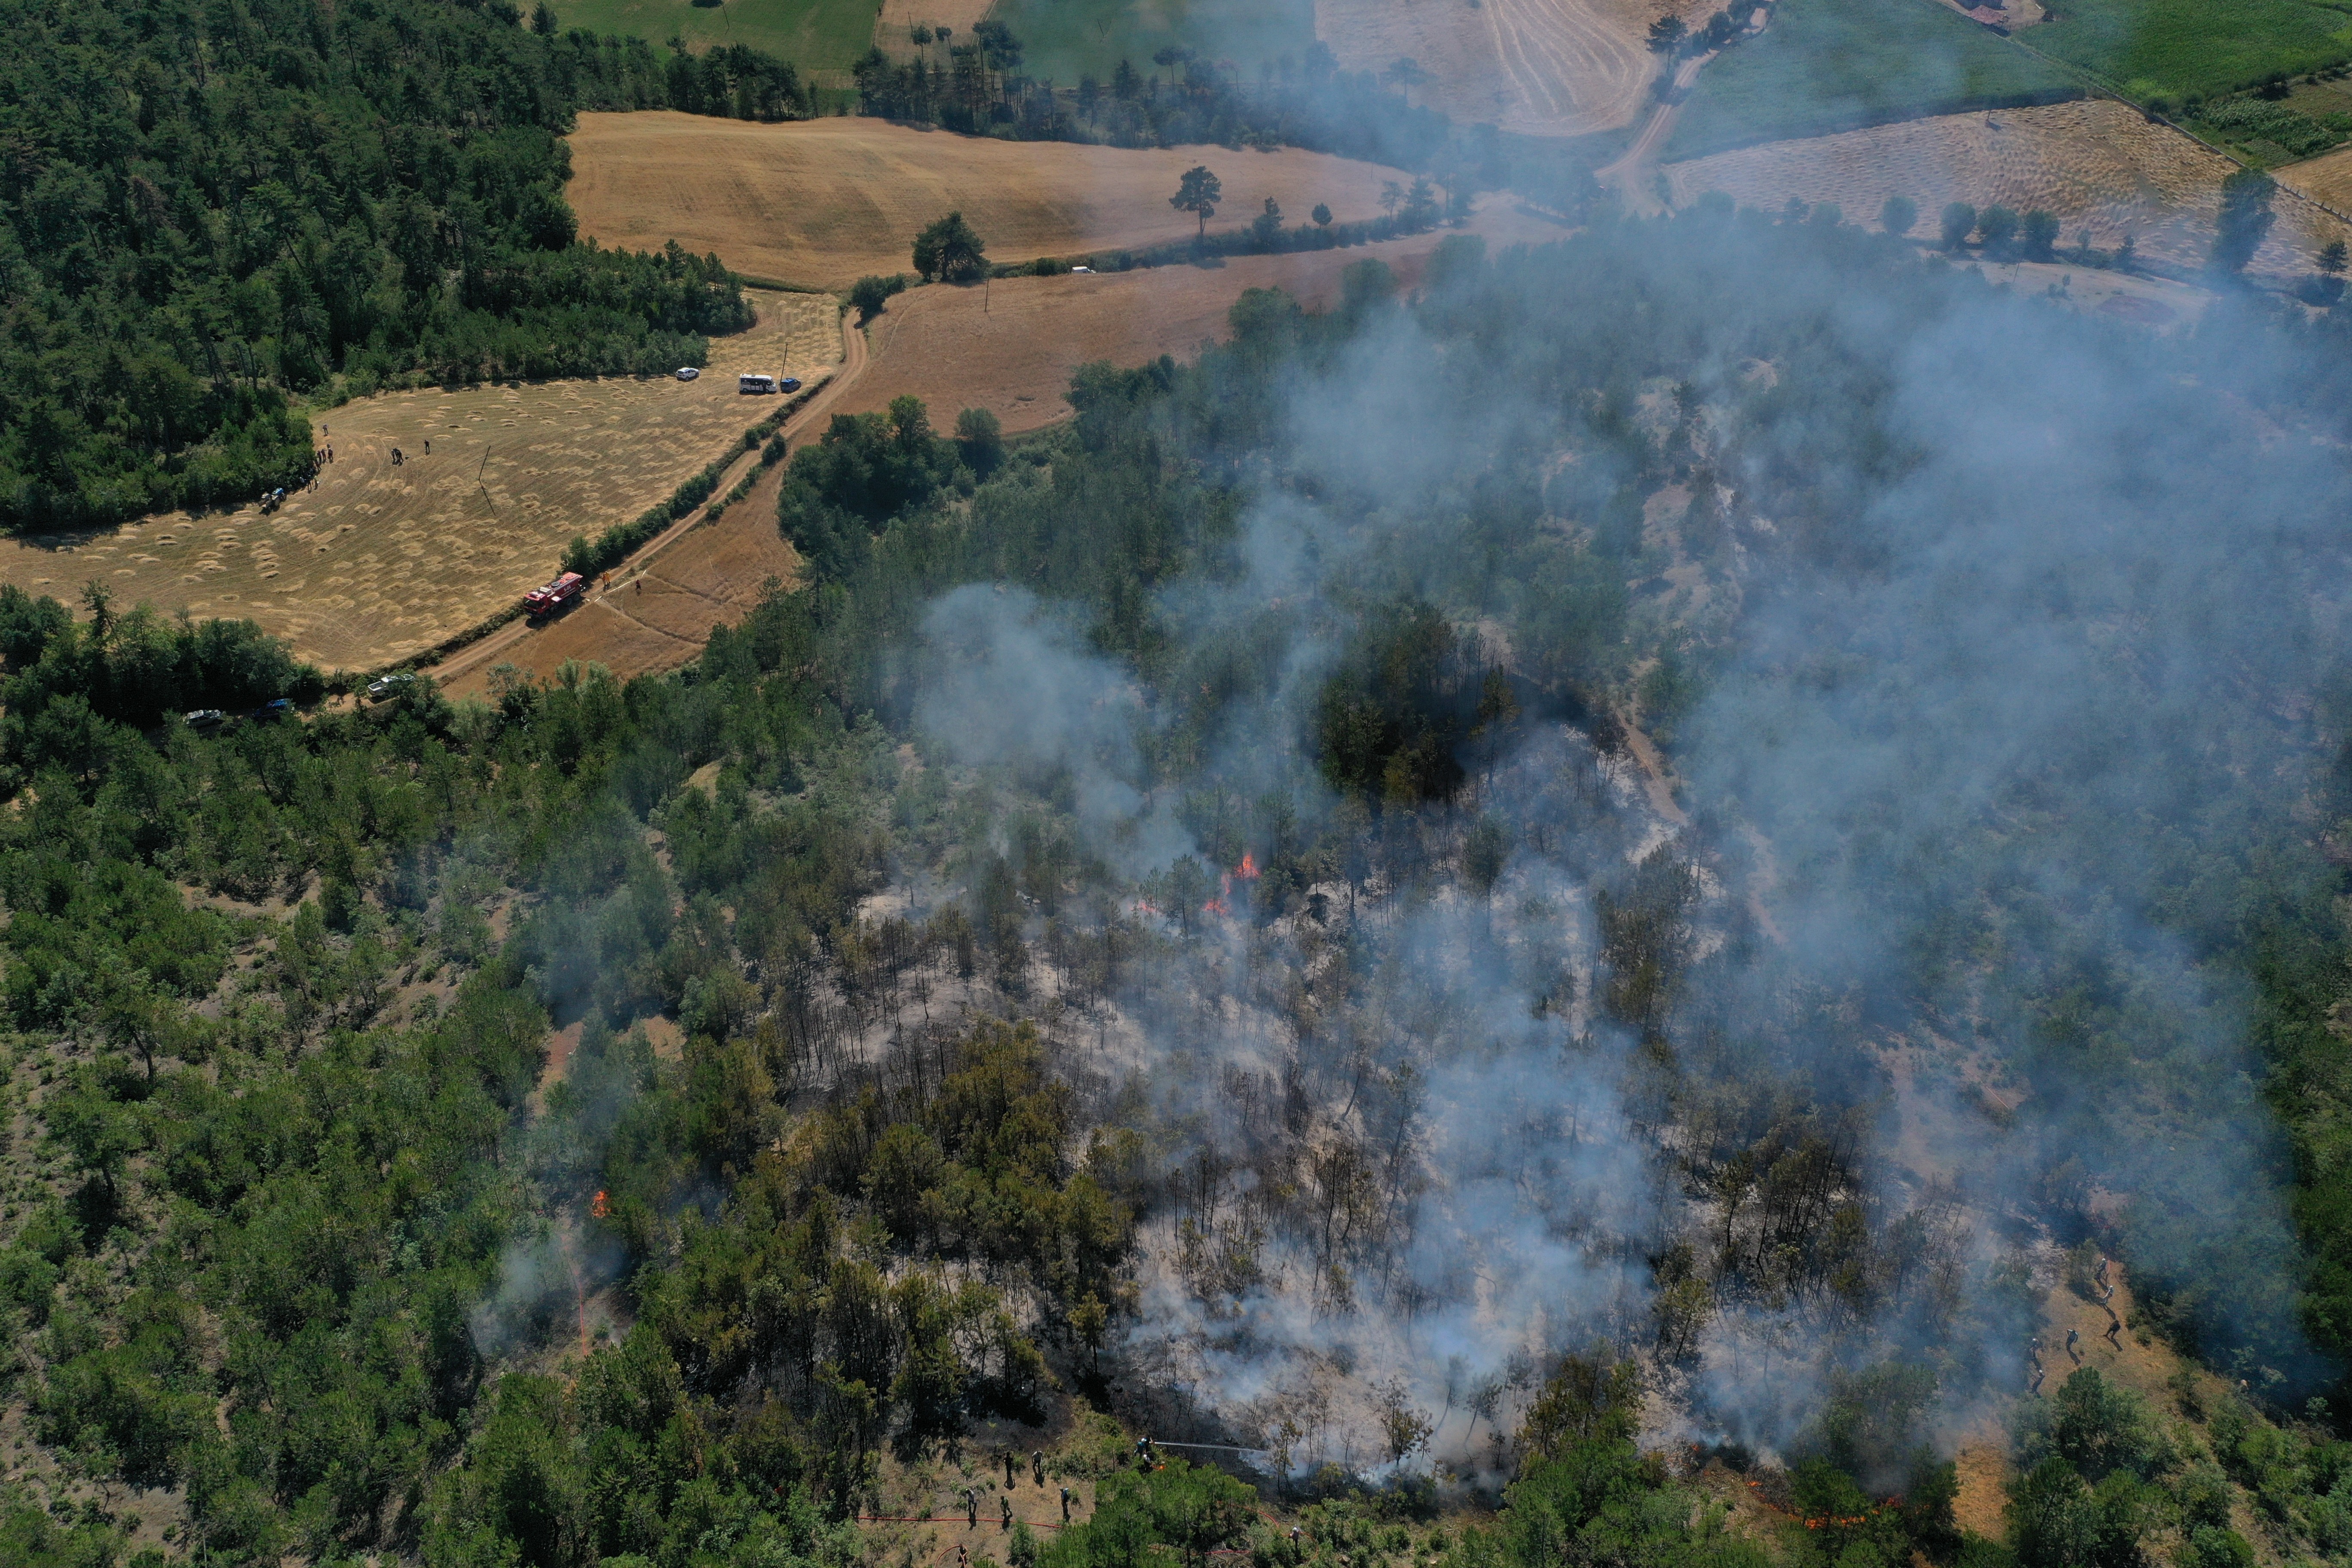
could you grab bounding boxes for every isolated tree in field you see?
[1879,194,1917,236]
[2022,208,2061,260]
[1383,56,1430,107]
[1252,196,1284,246]
[1381,179,1404,217]
[1171,165,1222,235]
[954,407,1003,474]
[1940,201,1978,250]
[1313,202,1333,227]
[2321,239,2349,274]
[1113,57,1141,99]
[848,273,905,322]
[911,22,932,53]
[913,211,986,282]
[1977,204,2020,254]
[1648,13,1688,53]
[1403,175,1440,229]
[2213,171,2275,274]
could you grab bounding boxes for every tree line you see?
[0,0,818,533]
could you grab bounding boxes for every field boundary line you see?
[1981,25,2352,241]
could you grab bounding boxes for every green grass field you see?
[547,0,878,70]
[1663,0,2076,159]
[2030,0,2352,104]
[983,0,1316,86]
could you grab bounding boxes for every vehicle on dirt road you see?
[523,572,587,617]
[185,708,227,731]
[250,699,293,722]
[367,672,416,701]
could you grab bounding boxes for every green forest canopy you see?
[7,204,2352,1567]
[0,0,819,533]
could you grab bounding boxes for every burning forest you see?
[9,122,2352,1568]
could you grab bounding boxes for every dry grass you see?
[872,0,994,55]
[2275,141,2352,224]
[1314,0,1710,136]
[842,198,1571,432]
[0,292,840,674]
[441,460,802,699]
[1663,98,2351,279]
[565,112,1414,288]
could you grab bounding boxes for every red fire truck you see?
[523,571,586,617]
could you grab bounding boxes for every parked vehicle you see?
[185,708,227,731]
[738,373,777,394]
[676,366,700,381]
[249,698,293,722]
[779,376,802,392]
[366,672,416,701]
[523,571,586,616]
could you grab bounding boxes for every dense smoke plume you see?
[898,217,2352,1475]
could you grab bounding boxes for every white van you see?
[738,373,777,395]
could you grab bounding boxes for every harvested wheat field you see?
[1315,0,1706,136]
[1663,98,2350,279]
[0,291,842,674]
[566,113,1411,288]
[843,199,1571,432]
[437,467,803,700]
[2275,144,2352,225]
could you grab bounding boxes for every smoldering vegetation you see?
[746,202,2352,1474]
[25,192,2352,1563]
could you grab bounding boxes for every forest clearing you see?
[563,113,1416,288]
[0,292,840,674]
[1663,98,2352,277]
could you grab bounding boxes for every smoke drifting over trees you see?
[19,109,2352,1568]
[829,210,2352,1469]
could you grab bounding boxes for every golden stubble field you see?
[1314,0,1712,136]
[0,291,842,674]
[564,113,1415,288]
[1663,98,2351,279]
[839,197,1574,432]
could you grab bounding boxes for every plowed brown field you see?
[0,292,842,674]
[564,113,1412,288]
[1663,98,2349,279]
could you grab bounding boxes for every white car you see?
[1071,266,1093,274]
[675,366,700,381]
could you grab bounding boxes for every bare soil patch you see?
[845,199,1570,433]
[1315,0,1706,136]
[0,292,840,675]
[565,112,1412,289]
[1663,98,2349,279]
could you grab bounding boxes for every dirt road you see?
[430,309,867,695]
[438,205,1571,695]
[1598,49,1722,214]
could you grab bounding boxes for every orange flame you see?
[591,1190,610,1219]
[1236,851,1260,879]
